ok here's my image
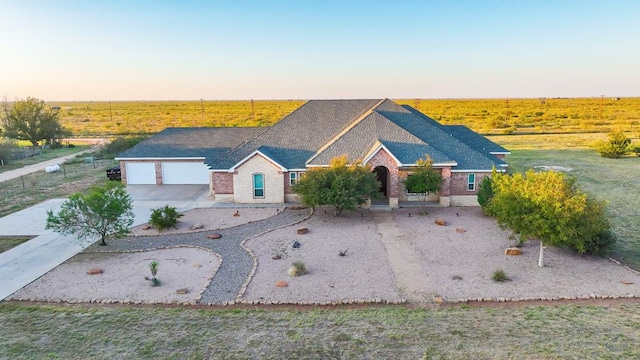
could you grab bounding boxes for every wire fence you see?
[0,159,115,195]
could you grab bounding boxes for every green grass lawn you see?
[0,237,34,254]
[1,303,639,359]
[0,145,90,174]
[507,149,640,269]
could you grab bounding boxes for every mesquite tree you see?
[46,182,134,246]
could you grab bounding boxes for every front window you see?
[289,172,297,186]
[253,173,264,198]
[467,173,476,191]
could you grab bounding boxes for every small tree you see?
[593,131,631,158]
[485,169,614,266]
[46,182,134,246]
[2,97,69,146]
[403,156,442,212]
[293,155,381,216]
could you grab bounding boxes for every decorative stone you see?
[141,224,152,230]
[275,280,288,287]
[176,288,189,295]
[289,205,305,210]
[297,227,309,234]
[451,275,463,280]
[87,268,103,275]
[433,297,444,304]
[233,211,240,217]
[193,263,202,268]
[435,219,446,226]
[189,223,204,230]
[455,228,467,233]
[272,254,282,260]
[292,241,301,249]
[505,247,523,255]
[621,281,634,285]
[207,233,222,239]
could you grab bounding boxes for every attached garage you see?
[126,162,156,184]
[161,162,210,184]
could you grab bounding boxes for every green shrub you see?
[288,261,308,277]
[631,144,640,156]
[101,136,147,158]
[593,131,631,158]
[144,260,160,286]
[477,176,493,209]
[491,269,510,282]
[149,205,183,231]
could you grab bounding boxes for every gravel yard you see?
[9,248,220,303]
[9,206,640,305]
[242,208,400,303]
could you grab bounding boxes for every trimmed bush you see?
[477,176,493,209]
[593,131,631,158]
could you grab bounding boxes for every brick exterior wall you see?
[119,160,127,185]
[212,172,234,194]
[450,172,490,196]
[367,148,399,198]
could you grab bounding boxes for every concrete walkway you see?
[0,148,94,182]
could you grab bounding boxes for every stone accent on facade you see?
[154,161,162,185]
[233,154,285,203]
[119,160,127,185]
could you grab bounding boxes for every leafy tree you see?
[403,156,442,212]
[485,169,613,266]
[593,131,631,158]
[477,175,494,209]
[1,97,69,146]
[293,155,381,216]
[0,139,17,164]
[46,182,134,246]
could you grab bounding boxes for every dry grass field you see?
[51,97,640,136]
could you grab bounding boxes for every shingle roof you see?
[211,99,383,169]
[117,100,508,172]
[115,127,264,168]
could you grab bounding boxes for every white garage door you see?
[126,162,156,184]
[162,162,210,184]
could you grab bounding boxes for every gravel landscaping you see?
[9,205,640,306]
[242,208,400,303]
[9,248,220,304]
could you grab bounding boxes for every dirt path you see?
[373,212,435,302]
[0,149,95,182]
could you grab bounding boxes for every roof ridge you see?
[305,98,386,165]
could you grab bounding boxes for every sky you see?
[1,0,639,101]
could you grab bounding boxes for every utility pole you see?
[200,98,204,121]
[251,99,255,121]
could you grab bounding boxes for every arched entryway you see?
[373,166,389,205]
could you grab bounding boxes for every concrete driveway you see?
[0,185,214,301]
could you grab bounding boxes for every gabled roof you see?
[443,125,510,154]
[212,99,383,169]
[115,127,263,167]
[118,100,508,172]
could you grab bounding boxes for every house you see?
[116,99,509,207]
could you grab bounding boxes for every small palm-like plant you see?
[144,260,161,286]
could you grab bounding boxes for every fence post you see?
[63,164,66,178]
[21,175,25,189]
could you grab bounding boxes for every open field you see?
[48,97,640,136]
[2,302,640,359]
[507,150,640,269]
